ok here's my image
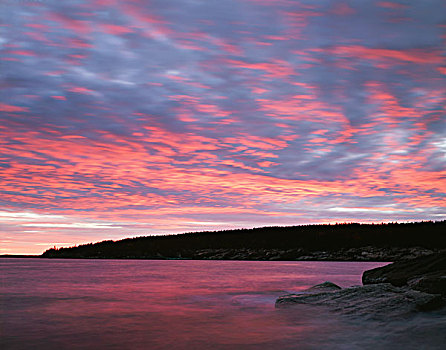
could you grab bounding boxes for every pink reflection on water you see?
[1,259,388,349]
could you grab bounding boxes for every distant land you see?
[0,255,39,258]
[42,221,446,261]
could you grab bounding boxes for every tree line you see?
[42,220,446,259]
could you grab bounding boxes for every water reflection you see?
[2,259,388,349]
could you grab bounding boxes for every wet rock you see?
[362,251,446,295]
[276,283,444,318]
[305,281,342,293]
[407,273,446,296]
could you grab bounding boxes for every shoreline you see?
[4,246,444,262]
[277,251,446,316]
[2,256,392,262]
[38,246,442,262]
[0,255,40,258]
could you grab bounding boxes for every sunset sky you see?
[1,0,445,254]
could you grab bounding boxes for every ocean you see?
[1,258,444,349]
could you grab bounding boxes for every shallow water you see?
[1,259,444,349]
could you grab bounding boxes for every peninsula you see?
[42,221,445,261]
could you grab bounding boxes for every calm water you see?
[0,259,443,349]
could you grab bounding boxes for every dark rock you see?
[185,246,441,261]
[276,283,444,318]
[407,273,446,296]
[305,281,342,293]
[362,251,446,295]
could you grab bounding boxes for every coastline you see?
[0,255,40,258]
[276,251,446,318]
[39,222,446,261]
[38,246,442,262]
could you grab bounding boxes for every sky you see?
[0,0,445,255]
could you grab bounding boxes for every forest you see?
[42,221,446,261]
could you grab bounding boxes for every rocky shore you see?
[362,251,446,295]
[42,246,443,262]
[276,251,446,318]
[189,246,439,261]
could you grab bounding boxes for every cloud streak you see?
[0,0,445,254]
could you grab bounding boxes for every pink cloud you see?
[315,45,444,65]
[331,2,356,16]
[101,24,134,35]
[5,50,36,56]
[0,103,29,112]
[67,86,95,94]
[226,59,296,79]
[47,12,92,36]
[377,1,408,9]
[51,96,67,100]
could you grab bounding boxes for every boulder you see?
[407,273,446,295]
[362,251,446,295]
[305,281,342,293]
[276,283,444,318]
